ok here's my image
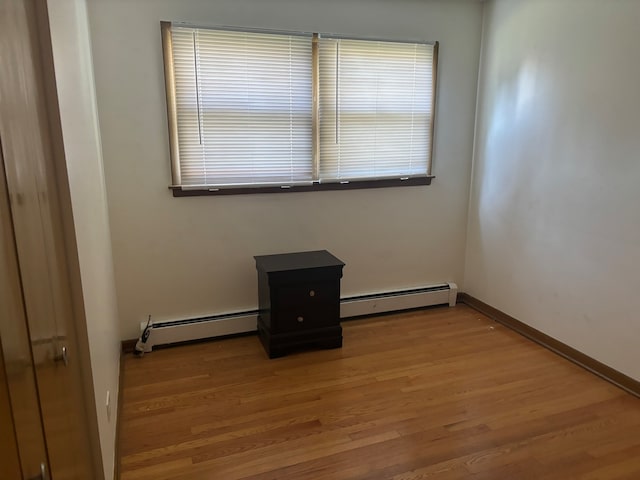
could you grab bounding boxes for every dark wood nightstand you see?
[254,250,345,358]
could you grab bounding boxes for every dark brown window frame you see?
[170,176,432,197]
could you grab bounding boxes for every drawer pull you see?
[309,290,315,297]
[297,316,304,323]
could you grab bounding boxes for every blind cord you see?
[192,31,203,146]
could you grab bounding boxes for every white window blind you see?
[170,26,313,187]
[318,38,434,181]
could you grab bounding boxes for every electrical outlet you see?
[106,390,111,421]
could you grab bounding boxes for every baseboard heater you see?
[139,282,457,352]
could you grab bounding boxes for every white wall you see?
[47,1,121,478]
[86,0,483,339]
[465,0,640,381]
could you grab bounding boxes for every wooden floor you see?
[118,306,640,480]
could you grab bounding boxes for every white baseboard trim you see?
[139,282,457,352]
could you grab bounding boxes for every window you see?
[318,37,435,182]
[162,23,438,195]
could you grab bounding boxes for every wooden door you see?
[0,339,31,480]
[0,0,99,478]
[0,135,50,479]
[0,347,23,480]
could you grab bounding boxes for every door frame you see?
[33,1,105,475]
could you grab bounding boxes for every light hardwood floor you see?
[119,305,640,479]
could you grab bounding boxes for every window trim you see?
[161,22,439,196]
[161,21,182,185]
[170,176,432,196]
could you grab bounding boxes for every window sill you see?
[170,176,433,197]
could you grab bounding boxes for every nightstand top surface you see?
[254,250,345,273]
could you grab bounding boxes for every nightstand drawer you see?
[276,308,337,332]
[276,282,338,309]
